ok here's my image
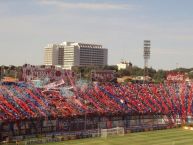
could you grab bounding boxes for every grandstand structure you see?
[0,65,193,141]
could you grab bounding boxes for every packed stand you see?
[0,82,193,124]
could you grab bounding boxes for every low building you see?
[117,61,132,71]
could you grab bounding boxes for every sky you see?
[0,0,193,70]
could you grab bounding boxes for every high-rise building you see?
[44,44,59,66]
[44,41,108,69]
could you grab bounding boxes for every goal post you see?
[101,127,125,138]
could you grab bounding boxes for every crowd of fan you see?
[0,82,192,122]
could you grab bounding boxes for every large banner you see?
[166,72,185,82]
[44,79,65,90]
[91,70,116,82]
[22,64,75,83]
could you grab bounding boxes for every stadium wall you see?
[0,114,170,141]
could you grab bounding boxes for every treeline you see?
[1,65,193,83]
[0,66,22,79]
[72,66,193,83]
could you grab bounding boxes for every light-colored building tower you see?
[44,44,59,66]
[44,41,108,69]
[61,42,80,69]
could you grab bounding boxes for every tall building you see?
[44,41,108,69]
[44,44,59,66]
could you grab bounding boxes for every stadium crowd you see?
[0,81,192,123]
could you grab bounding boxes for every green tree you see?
[117,69,131,77]
[188,71,193,79]
[130,66,144,76]
[147,67,156,78]
[153,69,167,83]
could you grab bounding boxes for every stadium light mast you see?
[143,40,151,83]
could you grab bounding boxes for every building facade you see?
[44,44,59,66]
[117,61,132,71]
[44,41,108,69]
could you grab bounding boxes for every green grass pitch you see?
[38,128,193,145]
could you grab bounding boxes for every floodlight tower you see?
[143,40,151,82]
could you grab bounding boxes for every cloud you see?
[38,0,137,10]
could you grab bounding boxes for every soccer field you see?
[38,128,193,145]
